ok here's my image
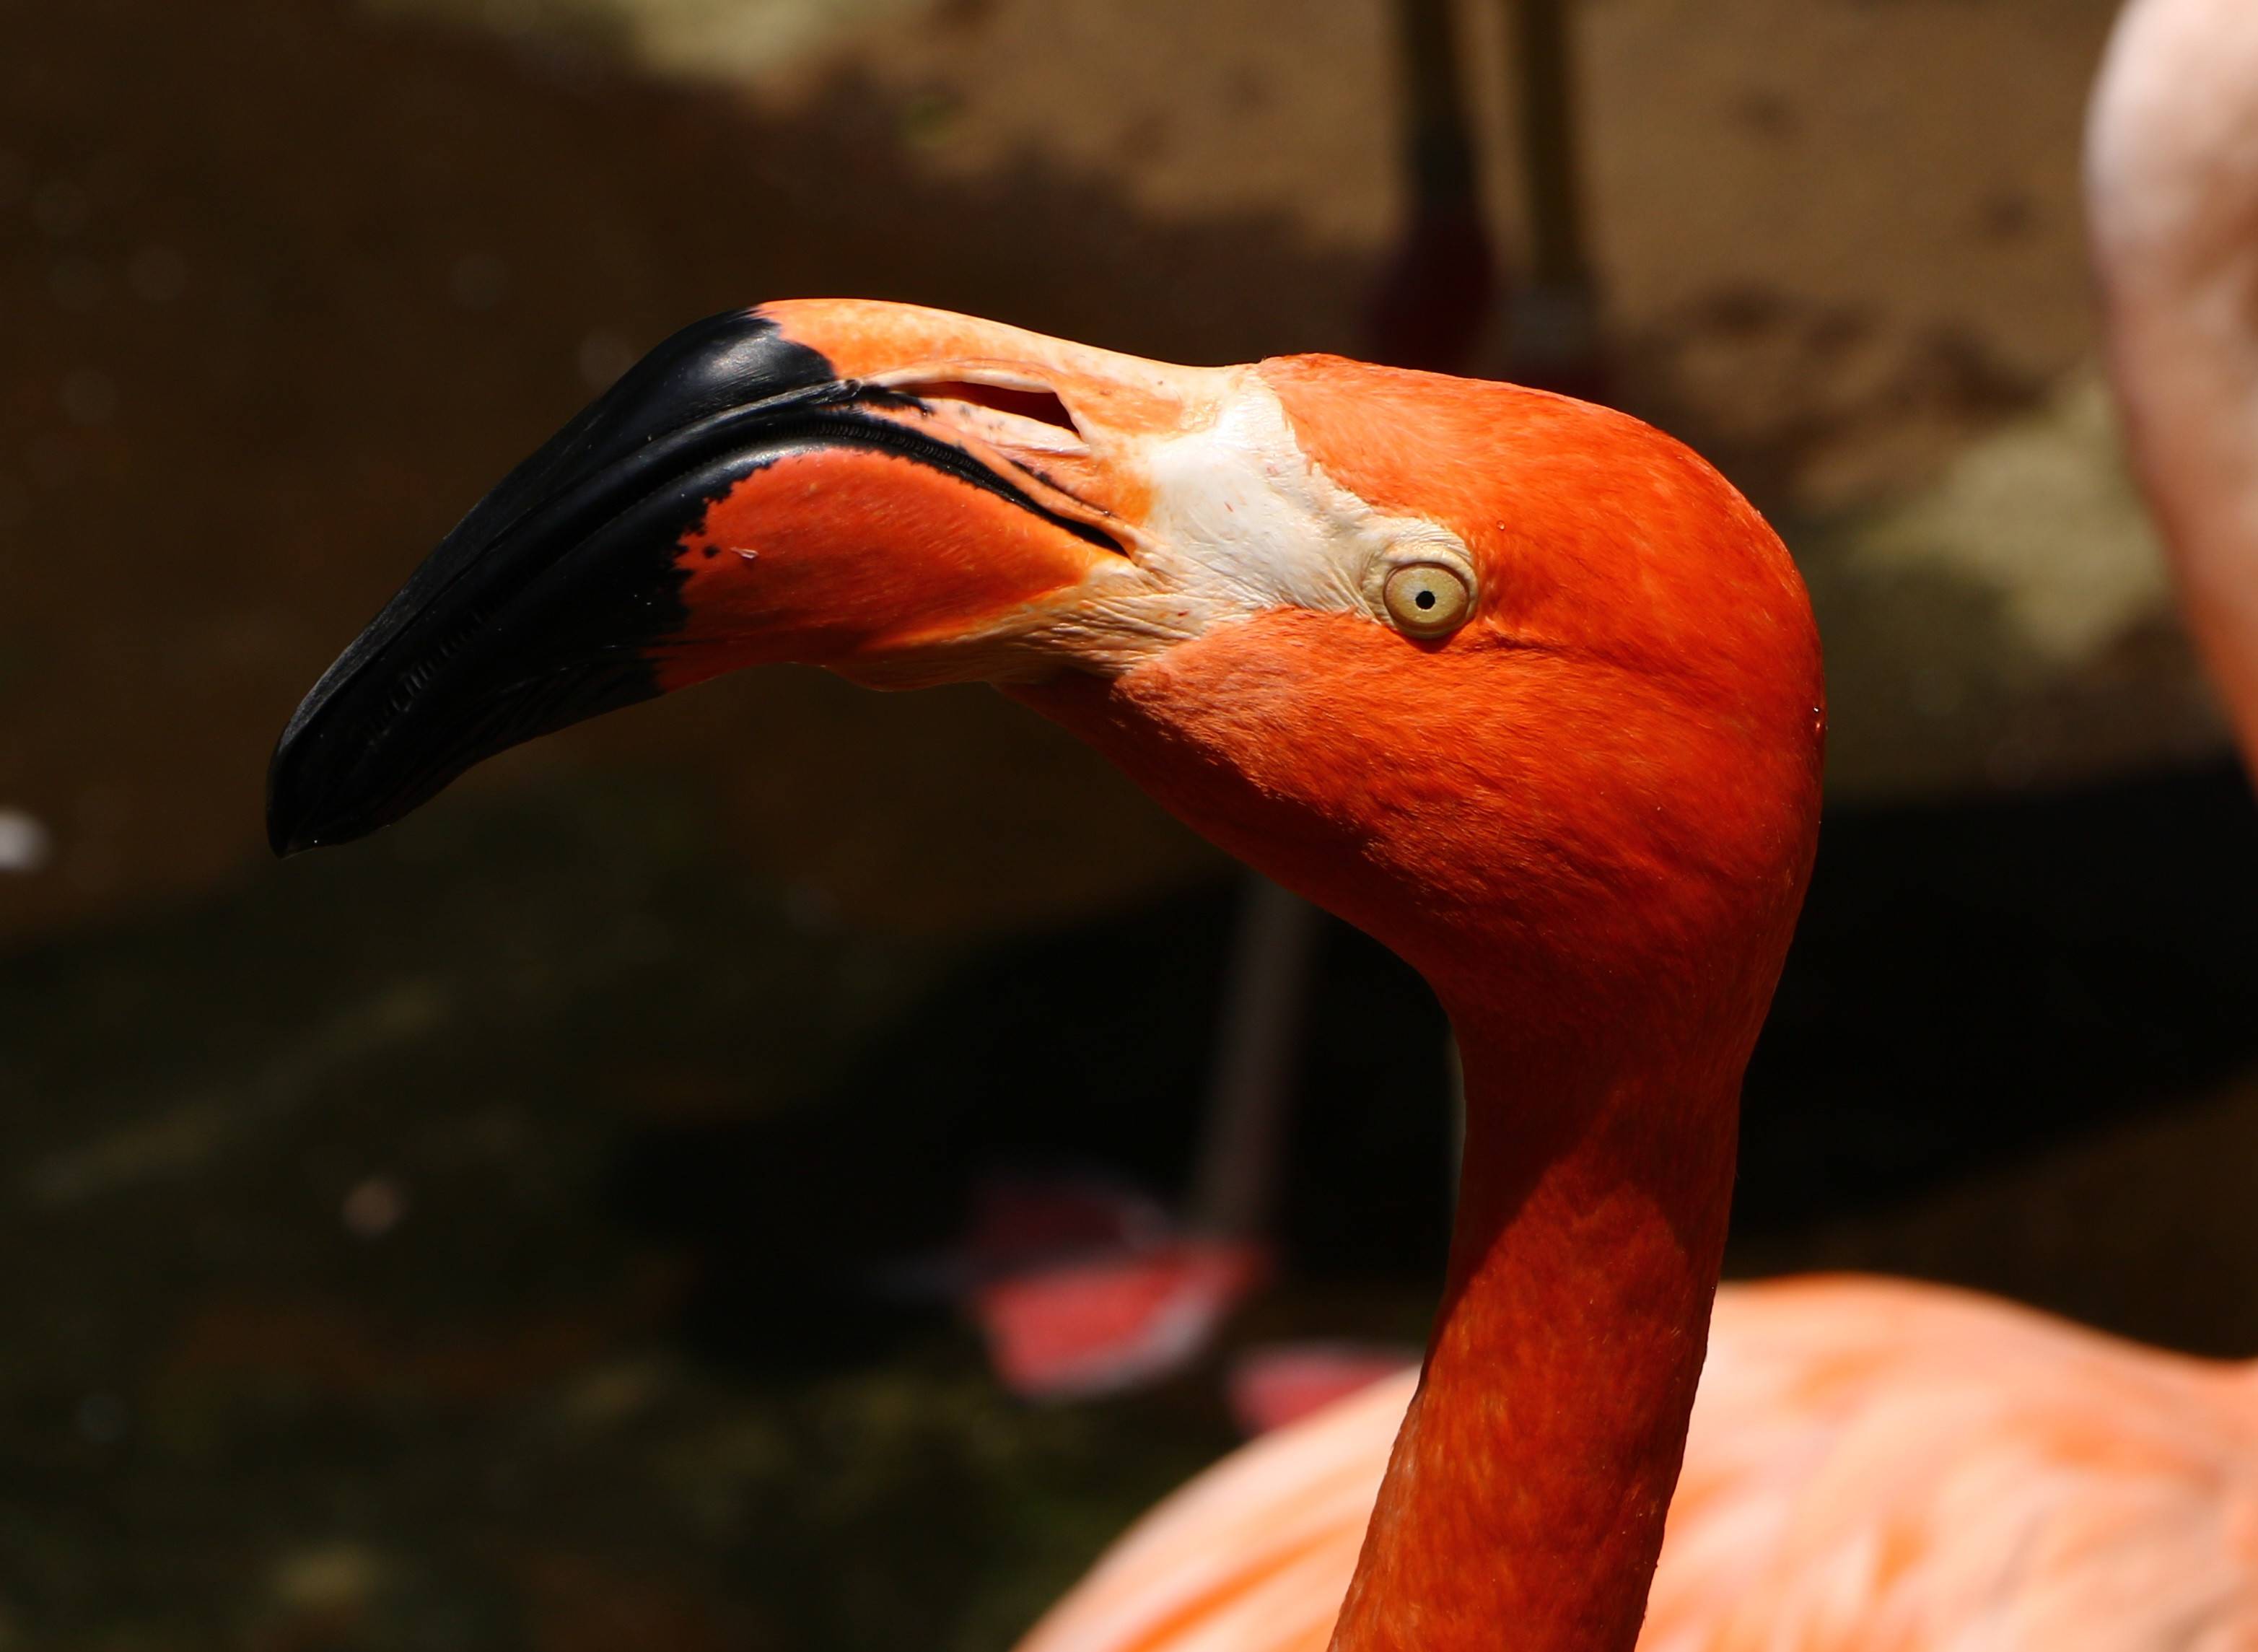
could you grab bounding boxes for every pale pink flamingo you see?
[2091,0,2258,774]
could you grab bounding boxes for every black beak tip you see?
[265,808,323,860]
[265,743,310,859]
[263,307,852,858]
[264,730,353,859]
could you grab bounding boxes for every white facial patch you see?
[1042,370,1477,674]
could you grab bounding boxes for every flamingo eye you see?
[1383,564,1472,639]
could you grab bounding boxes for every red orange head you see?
[271,300,1821,1028]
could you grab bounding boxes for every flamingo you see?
[263,297,2258,1646]
[2091,0,2258,774]
[270,297,1823,1648]
[1005,1,2258,1643]
[994,4,2258,1645]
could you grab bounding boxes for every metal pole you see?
[1183,875,1323,1241]
[1365,0,1497,372]
[1506,0,1601,380]
[1513,0,1589,290]
[1400,0,1481,212]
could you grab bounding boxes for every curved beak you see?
[268,301,1196,855]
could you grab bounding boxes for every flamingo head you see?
[270,300,1821,1021]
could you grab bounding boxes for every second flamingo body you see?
[1018,1277,2258,1651]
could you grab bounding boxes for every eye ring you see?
[1383,563,1474,639]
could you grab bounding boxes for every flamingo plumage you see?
[1018,1279,2258,1651]
[271,297,1820,1648]
[2091,0,2258,774]
[258,25,2258,1611]
[1007,0,2258,1646]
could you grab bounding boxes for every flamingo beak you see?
[267,304,1152,855]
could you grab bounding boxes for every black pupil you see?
[1416,590,1436,609]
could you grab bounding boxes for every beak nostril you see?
[901,379,1079,435]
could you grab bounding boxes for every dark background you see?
[6,0,2256,1646]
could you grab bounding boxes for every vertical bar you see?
[1183,875,1323,1241]
[1505,0,1601,380]
[1513,0,1590,290]
[1399,0,1480,209]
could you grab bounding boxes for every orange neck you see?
[1329,1002,1739,1652]
[1008,588,1813,1650]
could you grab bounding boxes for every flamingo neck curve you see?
[1022,638,1800,1649]
[1328,998,1741,1652]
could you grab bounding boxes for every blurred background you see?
[6,0,2258,1644]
